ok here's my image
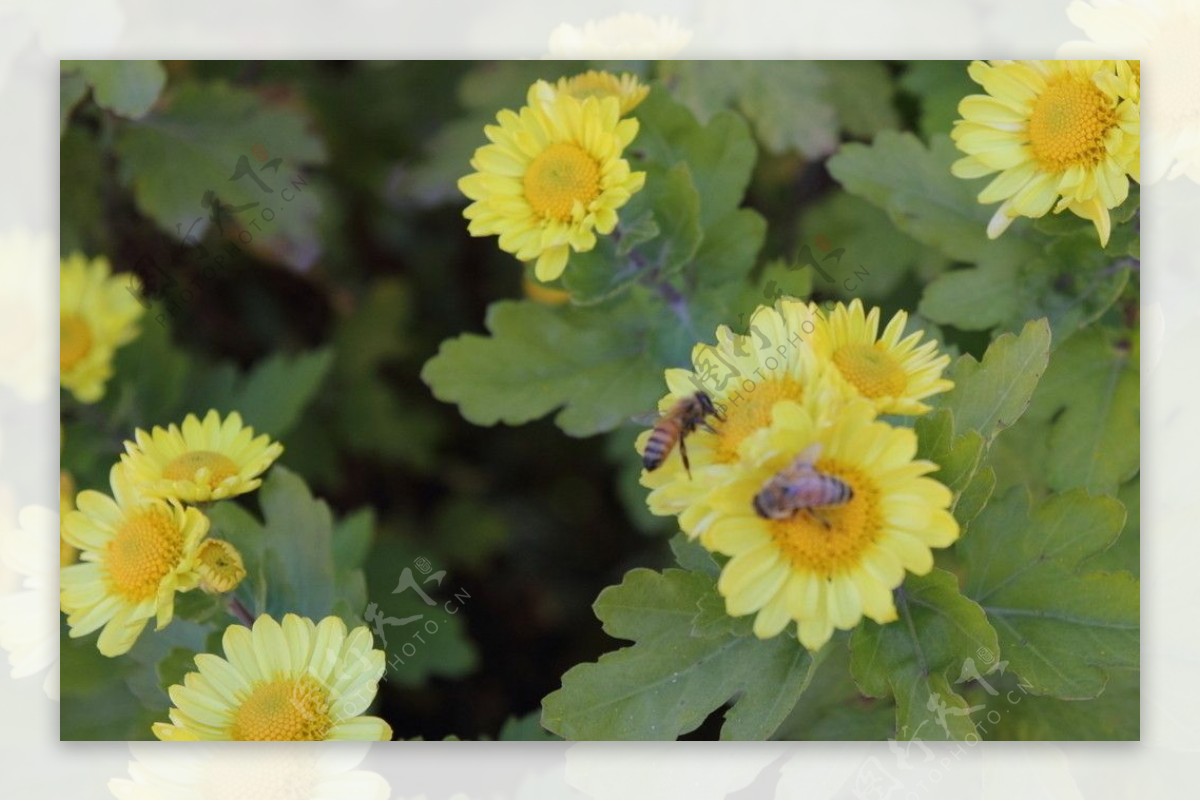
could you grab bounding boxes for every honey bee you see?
[753,445,853,527]
[642,391,724,477]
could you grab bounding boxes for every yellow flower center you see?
[105,506,184,601]
[60,314,93,371]
[716,379,806,462]
[231,675,333,741]
[832,344,907,399]
[163,450,240,488]
[523,142,601,221]
[1028,75,1117,172]
[766,461,882,576]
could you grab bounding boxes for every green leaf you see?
[156,647,198,694]
[660,62,837,158]
[918,257,1020,331]
[936,319,1052,444]
[558,239,641,306]
[541,568,819,740]
[1021,329,1139,494]
[333,508,375,573]
[638,163,703,276]
[734,62,838,157]
[631,90,757,228]
[186,348,333,439]
[899,61,976,140]
[796,191,947,302]
[499,711,561,741]
[692,208,767,288]
[561,163,702,303]
[987,667,1138,740]
[1084,479,1139,578]
[958,488,1138,699]
[669,533,720,577]
[114,80,328,270]
[850,569,1000,741]
[920,230,1129,338]
[827,132,1038,266]
[954,466,996,531]
[819,61,900,138]
[421,298,663,437]
[209,468,357,623]
[773,632,896,740]
[915,409,985,497]
[63,60,166,119]
[255,467,337,619]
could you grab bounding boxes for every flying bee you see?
[642,391,724,478]
[753,445,853,528]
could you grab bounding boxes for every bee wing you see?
[629,410,663,427]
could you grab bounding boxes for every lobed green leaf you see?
[958,488,1138,699]
[541,568,820,740]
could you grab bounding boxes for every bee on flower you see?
[638,297,958,650]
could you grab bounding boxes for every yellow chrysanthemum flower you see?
[60,466,210,657]
[60,253,145,403]
[810,299,953,416]
[60,471,78,567]
[537,70,650,116]
[950,60,1139,245]
[638,298,841,538]
[704,399,958,650]
[459,83,646,282]
[153,614,392,741]
[120,410,283,503]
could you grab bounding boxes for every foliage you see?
[60,59,1138,742]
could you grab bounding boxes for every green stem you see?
[614,224,696,338]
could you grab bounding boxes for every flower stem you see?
[228,596,255,627]
[612,222,698,339]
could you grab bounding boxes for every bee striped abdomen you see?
[753,453,854,520]
[642,420,681,470]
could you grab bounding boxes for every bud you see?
[522,274,570,306]
[196,539,247,593]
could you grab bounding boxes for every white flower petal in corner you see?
[545,13,692,59]
[0,505,59,699]
[109,742,390,799]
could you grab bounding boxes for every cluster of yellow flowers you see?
[60,409,280,656]
[459,70,649,282]
[60,254,391,741]
[61,409,392,740]
[952,59,1140,246]
[639,298,959,651]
